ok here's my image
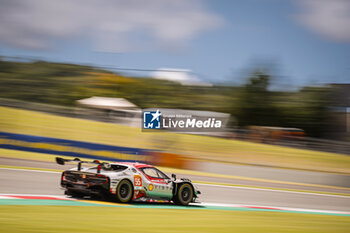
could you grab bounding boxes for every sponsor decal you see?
[149,184,154,191]
[134,175,142,186]
[133,190,139,199]
[110,188,116,194]
[110,179,119,192]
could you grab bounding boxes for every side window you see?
[140,167,169,179]
[142,168,159,178]
[88,165,127,171]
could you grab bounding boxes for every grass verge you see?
[0,205,349,233]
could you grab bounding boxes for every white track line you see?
[0,193,71,199]
[195,183,350,199]
[0,193,73,200]
[0,196,20,199]
[0,167,60,174]
[192,202,350,215]
[1,167,349,199]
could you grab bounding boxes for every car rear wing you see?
[55,157,110,173]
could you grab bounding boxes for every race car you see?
[55,157,200,205]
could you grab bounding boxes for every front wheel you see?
[173,183,194,206]
[116,179,133,203]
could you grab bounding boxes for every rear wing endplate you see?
[55,157,110,173]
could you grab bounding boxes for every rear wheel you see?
[173,183,194,206]
[116,179,133,203]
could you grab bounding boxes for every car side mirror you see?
[171,174,176,181]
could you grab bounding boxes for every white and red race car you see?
[56,157,201,205]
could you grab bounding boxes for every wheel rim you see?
[118,181,132,202]
[120,183,129,199]
[180,186,192,202]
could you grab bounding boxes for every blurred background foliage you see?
[0,58,331,137]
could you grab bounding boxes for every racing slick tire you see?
[115,179,133,203]
[173,183,194,206]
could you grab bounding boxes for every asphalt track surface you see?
[2,157,350,194]
[1,157,350,213]
[195,161,350,188]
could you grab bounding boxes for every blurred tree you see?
[290,86,330,137]
[0,59,331,138]
[0,57,14,73]
[234,70,281,126]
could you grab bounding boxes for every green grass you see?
[0,206,349,233]
[1,106,350,174]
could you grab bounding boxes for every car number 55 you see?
[134,175,142,186]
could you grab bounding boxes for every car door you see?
[139,167,173,199]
